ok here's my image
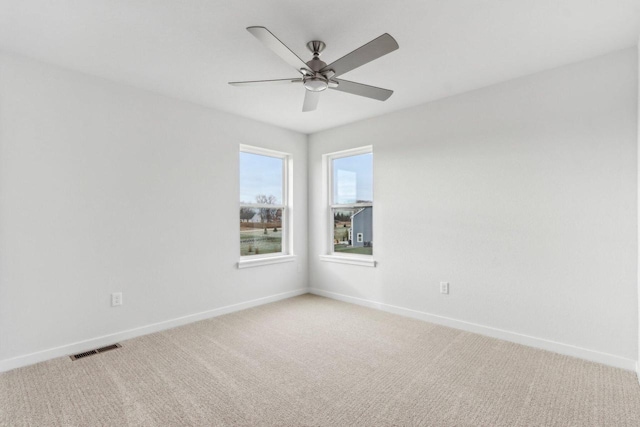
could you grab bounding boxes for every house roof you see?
[351,207,371,219]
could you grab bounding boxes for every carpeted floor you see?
[1,294,639,426]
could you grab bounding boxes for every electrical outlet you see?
[111,292,123,307]
[440,282,449,295]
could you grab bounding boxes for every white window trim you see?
[319,254,376,267]
[238,254,296,269]
[321,145,376,267]
[238,144,294,268]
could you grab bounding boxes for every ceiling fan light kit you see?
[303,76,328,92]
[229,26,398,112]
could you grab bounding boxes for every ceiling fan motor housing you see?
[303,41,334,92]
[306,57,327,72]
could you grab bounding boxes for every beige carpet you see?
[1,294,639,426]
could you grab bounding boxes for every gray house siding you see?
[350,207,372,248]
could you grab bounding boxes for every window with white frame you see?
[239,145,290,258]
[328,147,373,256]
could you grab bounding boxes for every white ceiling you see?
[1,0,639,134]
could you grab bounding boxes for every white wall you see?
[1,46,637,373]
[637,39,640,380]
[0,52,308,370]
[309,48,638,369]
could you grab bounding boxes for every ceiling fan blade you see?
[320,33,398,78]
[229,78,302,86]
[302,90,321,112]
[330,79,393,101]
[247,26,308,73]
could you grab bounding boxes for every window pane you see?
[332,153,372,205]
[240,152,283,204]
[240,207,283,256]
[332,207,372,255]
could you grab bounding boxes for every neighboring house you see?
[350,207,372,248]
[248,212,262,223]
[248,211,282,225]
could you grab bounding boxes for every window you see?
[239,145,292,267]
[326,147,374,261]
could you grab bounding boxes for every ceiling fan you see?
[229,27,399,112]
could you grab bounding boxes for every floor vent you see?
[96,344,121,353]
[70,343,121,361]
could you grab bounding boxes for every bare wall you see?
[637,39,640,379]
[0,52,308,368]
[309,48,638,369]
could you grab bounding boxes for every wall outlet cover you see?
[111,292,123,307]
[440,282,449,295]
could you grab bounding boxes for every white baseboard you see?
[310,288,637,372]
[636,362,640,387]
[0,288,308,373]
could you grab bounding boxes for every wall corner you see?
[637,37,640,378]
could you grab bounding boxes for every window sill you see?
[237,255,296,269]
[319,255,376,267]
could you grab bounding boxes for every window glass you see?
[330,150,373,256]
[332,207,373,255]
[240,152,283,205]
[240,207,283,256]
[239,148,287,257]
[332,153,373,204]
